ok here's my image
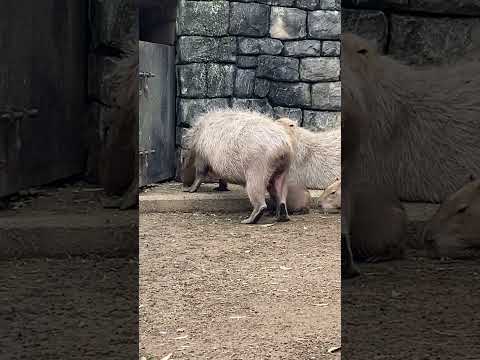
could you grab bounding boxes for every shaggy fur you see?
[98,40,138,209]
[342,32,480,203]
[276,118,340,190]
[183,109,295,224]
[423,179,480,258]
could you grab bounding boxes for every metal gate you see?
[0,1,88,197]
[139,41,176,187]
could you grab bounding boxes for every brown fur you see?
[423,179,480,258]
[97,40,138,209]
[344,181,408,263]
[183,109,295,224]
[342,32,480,203]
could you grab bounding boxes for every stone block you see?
[177,1,229,36]
[178,36,236,63]
[308,10,340,40]
[303,110,340,131]
[234,69,256,97]
[322,41,340,56]
[177,98,230,126]
[231,98,274,115]
[283,40,322,56]
[341,9,388,52]
[207,64,235,97]
[257,55,300,81]
[268,82,311,107]
[300,57,340,82]
[311,82,341,110]
[270,7,307,40]
[177,63,207,97]
[273,107,303,123]
[229,2,270,36]
[238,37,284,55]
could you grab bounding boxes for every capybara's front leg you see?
[272,171,290,222]
[342,233,360,279]
[242,176,267,224]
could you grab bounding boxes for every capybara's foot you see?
[276,203,290,222]
[242,205,267,224]
[213,186,229,192]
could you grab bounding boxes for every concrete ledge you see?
[140,182,325,214]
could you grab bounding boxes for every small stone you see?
[320,0,340,10]
[322,41,340,56]
[207,64,235,97]
[177,64,207,97]
[238,37,284,55]
[308,10,340,40]
[300,57,340,82]
[283,40,322,57]
[270,7,307,40]
[234,69,256,98]
[257,55,299,82]
[311,82,341,110]
[229,2,270,36]
[268,82,311,107]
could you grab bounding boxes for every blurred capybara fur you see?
[266,183,311,214]
[423,178,480,259]
[342,32,480,203]
[318,178,341,213]
[97,40,138,209]
[276,117,340,190]
[183,109,295,224]
[343,180,407,262]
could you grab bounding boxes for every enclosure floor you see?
[140,211,341,359]
[0,183,137,258]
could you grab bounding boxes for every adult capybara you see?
[318,178,341,214]
[342,32,480,203]
[275,118,340,190]
[423,178,480,259]
[183,109,295,224]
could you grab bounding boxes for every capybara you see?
[183,109,295,224]
[423,178,480,259]
[342,32,480,203]
[275,117,340,190]
[318,178,341,213]
[343,179,407,263]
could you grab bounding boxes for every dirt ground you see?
[343,243,480,359]
[140,211,341,360]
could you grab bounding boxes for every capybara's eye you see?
[357,49,368,55]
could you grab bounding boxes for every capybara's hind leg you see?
[242,176,267,224]
[273,171,289,222]
[214,179,229,192]
[267,185,278,216]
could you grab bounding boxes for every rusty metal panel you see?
[139,41,176,187]
[0,0,88,197]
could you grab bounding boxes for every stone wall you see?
[343,1,480,65]
[175,0,341,134]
